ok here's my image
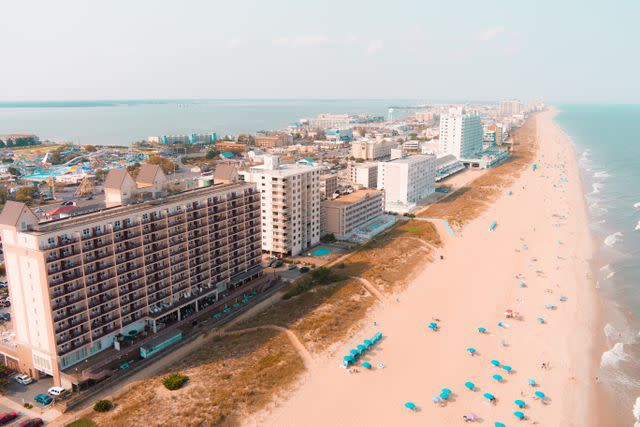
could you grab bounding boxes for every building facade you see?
[255,133,293,149]
[240,155,322,256]
[319,174,337,200]
[307,114,350,130]
[377,154,436,213]
[322,190,384,239]
[0,181,262,387]
[438,108,483,160]
[348,162,378,189]
[350,138,397,160]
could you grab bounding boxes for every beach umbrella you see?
[483,392,495,401]
[493,374,503,382]
[537,317,545,324]
[528,379,536,386]
[515,399,526,408]
[350,349,359,357]
[428,322,438,330]
[343,356,355,365]
[502,365,513,373]
[495,423,506,427]
[363,339,373,347]
[361,362,372,369]
[467,347,477,355]
[439,392,449,400]
[514,411,525,420]
[478,327,487,333]
[464,381,475,391]
[357,344,367,352]
[534,391,546,399]
[518,280,526,287]
[491,359,501,367]
[441,388,452,395]
[432,396,441,403]
[404,401,416,410]
[545,303,556,309]
[465,413,478,421]
[559,295,567,301]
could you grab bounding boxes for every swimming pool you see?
[311,247,332,256]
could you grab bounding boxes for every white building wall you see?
[439,108,483,159]
[377,154,436,213]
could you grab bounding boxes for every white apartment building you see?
[351,138,397,160]
[439,108,483,160]
[377,154,436,214]
[499,99,522,117]
[307,114,350,130]
[348,162,378,189]
[240,155,322,256]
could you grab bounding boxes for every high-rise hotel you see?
[0,165,262,387]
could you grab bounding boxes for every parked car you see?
[287,264,297,270]
[0,280,7,287]
[61,201,74,206]
[1,313,10,321]
[34,394,52,405]
[299,267,310,273]
[48,386,65,396]
[15,374,33,385]
[19,418,44,427]
[0,412,17,425]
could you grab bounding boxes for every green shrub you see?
[163,373,189,390]
[23,403,33,409]
[93,399,113,412]
[65,420,97,427]
[283,267,346,299]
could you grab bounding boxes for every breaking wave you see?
[604,232,623,247]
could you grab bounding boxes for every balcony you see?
[51,282,85,299]
[115,241,142,255]
[116,263,143,276]
[57,326,90,345]
[87,281,116,298]
[46,246,79,263]
[52,294,85,311]
[54,316,89,334]
[42,236,79,251]
[113,230,141,243]
[86,271,115,287]
[92,323,119,341]
[58,337,89,356]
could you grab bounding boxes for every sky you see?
[1,0,639,103]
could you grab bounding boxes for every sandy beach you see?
[250,109,600,427]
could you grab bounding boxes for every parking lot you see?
[4,375,54,409]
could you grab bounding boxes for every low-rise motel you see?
[0,170,263,389]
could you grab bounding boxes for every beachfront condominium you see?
[240,155,322,256]
[255,133,293,149]
[319,174,338,200]
[351,138,397,160]
[0,176,262,387]
[438,108,483,160]
[348,162,378,189]
[321,189,384,240]
[498,99,522,117]
[307,114,351,130]
[377,154,436,213]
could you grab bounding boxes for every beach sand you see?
[249,109,600,427]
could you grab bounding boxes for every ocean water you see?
[555,105,640,424]
[0,99,418,146]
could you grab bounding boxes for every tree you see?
[93,169,108,182]
[14,186,37,205]
[163,374,188,390]
[0,189,7,208]
[7,167,20,176]
[146,155,176,174]
[84,145,97,153]
[321,233,336,243]
[126,162,141,178]
[205,150,220,160]
[93,399,113,412]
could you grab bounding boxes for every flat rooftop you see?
[323,189,383,207]
[30,182,252,235]
[248,163,322,177]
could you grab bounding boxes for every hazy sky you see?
[1,0,638,102]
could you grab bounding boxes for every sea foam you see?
[633,202,640,209]
[604,232,624,247]
[634,396,640,427]
[594,170,611,179]
[601,342,630,368]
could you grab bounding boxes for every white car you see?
[48,386,65,396]
[15,374,33,385]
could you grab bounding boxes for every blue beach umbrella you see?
[364,339,373,347]
[442,388,452,395]
[483,392,495,401]
[534,391,546,399]
[546,303,556,309]
[495,423,506,427]
[493,374,503,382]
[514,411,525,420]
[502,365,513,373]
[428,322,438,330]
[537,317,545,324]
[478,327,487,333]
[491,359,501,367]
[357,344,367,352]
[404,401,416,410]
[343,356,355,364]
[515,399,526,408]
[432,396,441,403]
[440,392,450,400]
[464,382,475,391]
[350,349,359,357]
[362,362,372,369]
[467,347,477,354]
[528,379,536,386]
[518,280,526,287]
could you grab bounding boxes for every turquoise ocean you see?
[555,105,640,424]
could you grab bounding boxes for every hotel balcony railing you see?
[119,281,145,297]
[52,302,87,322]
[51,282,85,299]
[147,289,170,305]
[87,281,116,298]
[116,262,143,275]
[90,303,119,319]
[115,249,142,264]
[142,223,168,235]
[57,325,90,345]
[113,230,141,243]
[46,246,80,263]
[168,227,186,238]
[120,290,145,307]
[172,282,189,295]
[42,236,79,251]
[141,214,166,225]
[88,291,117,309]
[169,237,186,248]
[143,233,167,246]
[84,261,115,276]
[52,294,85,311]
[187,221,207,232]
[47,259,81,276]
[115,241,142,255]
[122,311,145,327]
[91,313,119,329]
[86,272,115,287]
[84,248,114,263]
[92,323,119,341]
[113,220,139,232]
[146,272,168,286]
[144,243,168,256]
[54,316,89,334]
[145,252,168,265]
